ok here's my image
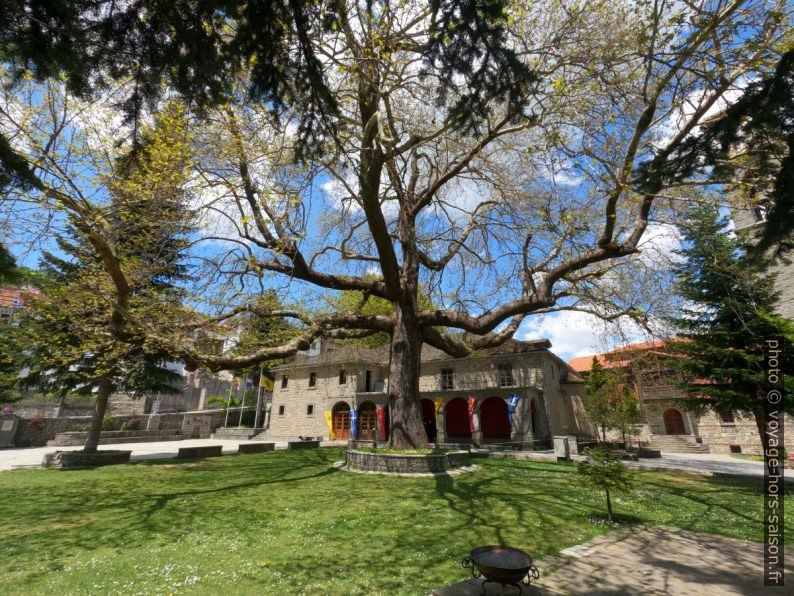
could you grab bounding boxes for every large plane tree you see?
[3,0,791,449]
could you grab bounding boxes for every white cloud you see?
[518,310,648,362]
[636,222,683,266]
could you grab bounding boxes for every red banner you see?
[376,407,387,441]
[467,397,477,432]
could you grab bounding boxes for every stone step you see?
[48,434,184,447]
[647,434,710,453]
[211,428,260,440]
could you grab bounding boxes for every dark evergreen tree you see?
[668,206,794,452]
[582,357,612,443]
[0,243,18,284]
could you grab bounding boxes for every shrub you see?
[101,415,116,431]
[578,447,634,522]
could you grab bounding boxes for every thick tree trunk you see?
[387,302,429,450]
[84,377,113,453]
[754,409,772,457]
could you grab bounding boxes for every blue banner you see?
[350,409,358,439]
[507,394,521,425]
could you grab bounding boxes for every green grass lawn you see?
[0,448,790,595]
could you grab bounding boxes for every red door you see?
[332,404,350,440]
[358,402,377,440]
[445,398,471,439]
[663,409,686,435]
[481,396,510,439]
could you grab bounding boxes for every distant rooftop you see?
[568,340,669,373]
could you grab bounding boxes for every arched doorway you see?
[358,401,377,440]
[332,402,350,440]
[481,396,511,440]
[663,408,686,435]
[445,397,471,439]
[421,399,437,442]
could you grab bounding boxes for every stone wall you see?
[346,449,470,473]
[696,411,794,455]
[418,353,543,393]
[13,408,249,447]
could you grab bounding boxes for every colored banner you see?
[467,397,477,433]
[260,375,274,392]
[350,409,358,439]
[376,408,387,441]
[434,398,443,425]
[324,411,335,440]
[507,394,521,425]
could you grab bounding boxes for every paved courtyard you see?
[437,526,794,595]
[0,440,783,480]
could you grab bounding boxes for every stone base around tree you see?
[342,449,475,476]
[42,449,132,469]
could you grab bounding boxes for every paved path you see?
[477,449,784,481]
[0,438,344,470]
[0,440,781,481]
[435,525,794,595]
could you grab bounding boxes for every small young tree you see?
[610,375,646,447]
[578,447,634,523]
[582,358,613,442]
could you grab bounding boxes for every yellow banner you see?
[259,373,274,392]
[325,411,335,440]
[434,398,443,424]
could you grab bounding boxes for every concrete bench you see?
[288,440,321,450]
[177,445,223,458]
[237,442,275,454]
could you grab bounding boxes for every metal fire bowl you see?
[468,545,534,585]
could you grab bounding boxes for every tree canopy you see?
[2,0,791,448]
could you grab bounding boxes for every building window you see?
[497,363,514,387]
[718,410,735,424]
[339,370,346,385]
[281,376,288,389]
[753,204,769,222]
[440,368,454,390]
[308,372,317,388]
[306,404,314,416]
[278,405,285,416]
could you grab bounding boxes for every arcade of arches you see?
[332,394,549,444]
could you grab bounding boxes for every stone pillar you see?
[436,410,447,443]
[471,410,483,447]
[198,388,206,411]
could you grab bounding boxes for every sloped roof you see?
[568,339,672,373]
[275,338,553,370]
[274,344,391,370]
[421,338,551,362]
[0,286,42,309]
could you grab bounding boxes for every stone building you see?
[264,339,587,447]
[569,341,794,455]
[732,204,794,320]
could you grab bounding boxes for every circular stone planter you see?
[43,450,132,469]
[345,449,471,475]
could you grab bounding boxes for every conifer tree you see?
[669,206,794,452]
[17,106,195,452]
[582,357,613,443]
